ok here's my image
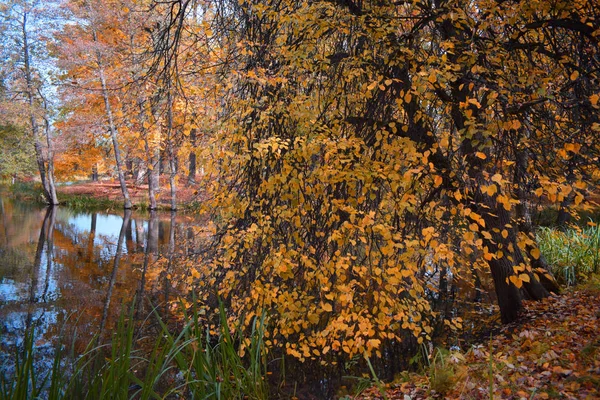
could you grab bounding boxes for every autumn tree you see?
[56,0,134,208]
[0,0,60,204]
[146,0,600,364]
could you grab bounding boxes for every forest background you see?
[0,0,599,398]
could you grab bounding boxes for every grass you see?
[0,301,269,400]
[537,224,600,285]
[58,193,122,211]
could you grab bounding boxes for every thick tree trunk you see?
[514,149,560,293]
[481,192,551,323]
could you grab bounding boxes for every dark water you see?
[0,192,201,372]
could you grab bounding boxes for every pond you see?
[0,190,202,376]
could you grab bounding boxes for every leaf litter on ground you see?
[356,278,600,399]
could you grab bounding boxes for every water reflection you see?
[0,193,199,369]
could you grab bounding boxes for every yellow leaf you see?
[433,175,443,187]
[322,303,333,312]
[307,313,320,324]
[570,70,579,80]
[509,275,523,288]
[530,248,540,260]
[591,94,599,106]
[491,174,503,184]
[484,184,497,196]
[475,152,486,159]
[428,73,437,84]
[519,273,531,283]
[574,181,587,190]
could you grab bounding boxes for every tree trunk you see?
[188,128,197,184]
[514,148,560,293]
[99,209,131,337]
[138,100,159,210]
[134,159,146,186]
[98,66,132,209]
[167,89,177,211]
[481,191,551,323]
[92,25,131,209]
[43,116,59,205]
[22,12,56,205]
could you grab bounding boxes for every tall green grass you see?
[537,224,600,286]
[0,302,269,400]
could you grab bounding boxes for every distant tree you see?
[0,0,60,203]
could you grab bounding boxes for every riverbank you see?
[355,276,600,399]
[7,179,202,211]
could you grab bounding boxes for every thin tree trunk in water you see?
[136,218,152,319]
[86,213,97,263]
[99,209,131,337]
[135,219,145,250]
[164,211,176,316]
[41,207,56,302]
[147,211,159,254]
[27,207,51,328]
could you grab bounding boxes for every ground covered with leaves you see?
[57,179,199,208]
[357,279,600,399]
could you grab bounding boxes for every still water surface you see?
[0,191,201,371]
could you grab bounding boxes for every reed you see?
[0,301,268,400]
[537,224,600,285]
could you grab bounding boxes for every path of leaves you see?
[357,284,600,399]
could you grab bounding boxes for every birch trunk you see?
[22,12,58,205]
[98,66,132,209]
[92,27,132,209]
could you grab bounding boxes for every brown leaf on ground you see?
[356,281,600,399]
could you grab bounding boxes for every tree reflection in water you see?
[0,194,203,375]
